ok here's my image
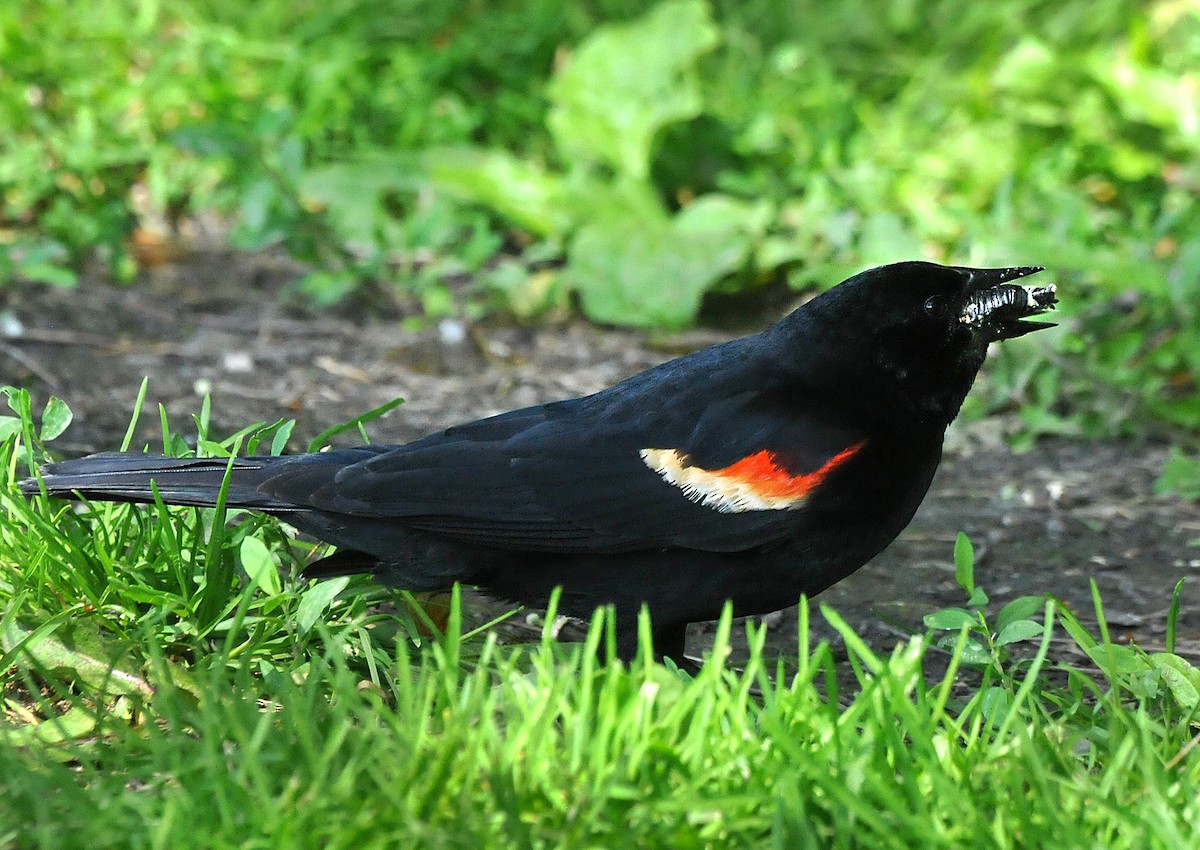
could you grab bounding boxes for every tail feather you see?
[18,452,295,510]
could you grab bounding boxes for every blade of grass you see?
[119,377,151,452]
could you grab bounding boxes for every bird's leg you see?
[613,621,696,671]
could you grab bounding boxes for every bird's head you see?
[784,261,1057,427]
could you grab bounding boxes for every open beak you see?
[956,266,1057,342]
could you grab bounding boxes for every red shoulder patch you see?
[640,441,866,513]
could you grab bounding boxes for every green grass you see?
[4,393,1200,847]
[7,602,1200,849]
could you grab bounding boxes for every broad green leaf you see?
[568,222,724,328]
[996,596,1045,634]
[1085,642,1145,675]
[4,385,32,418]
[958,636,991,665]
[980,686,1010,722]
[1149,653,1200,709]
[995,619,1044,646]
[0,415,21,442]
[674,194,771,286]
[923,608,977,631]
[300,156,421,248]
[569,215,680,326]
[240,536,282,597]
[40,396,72,442]
[566,190,753,326]
[297,576,350,633]
[547,0,718,179]
[4,705,97,747]
[2,618,152,698]
[425,148,573,236]
[674,195,773,242]
[197,439,231,458]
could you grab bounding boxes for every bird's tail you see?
[17,452,296,510]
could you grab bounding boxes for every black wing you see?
[258,389,870,554]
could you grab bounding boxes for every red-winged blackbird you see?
[19,261,1057,662]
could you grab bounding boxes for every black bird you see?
[19,261,1057,662]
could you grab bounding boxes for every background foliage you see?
[1,0,1198,454]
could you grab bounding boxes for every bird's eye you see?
[924,295,947,317]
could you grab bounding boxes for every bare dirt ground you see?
[5,249,1200,666]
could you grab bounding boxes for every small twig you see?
[3,327,113,347]
[0,341,60,389]
[1164,731,1200,771]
